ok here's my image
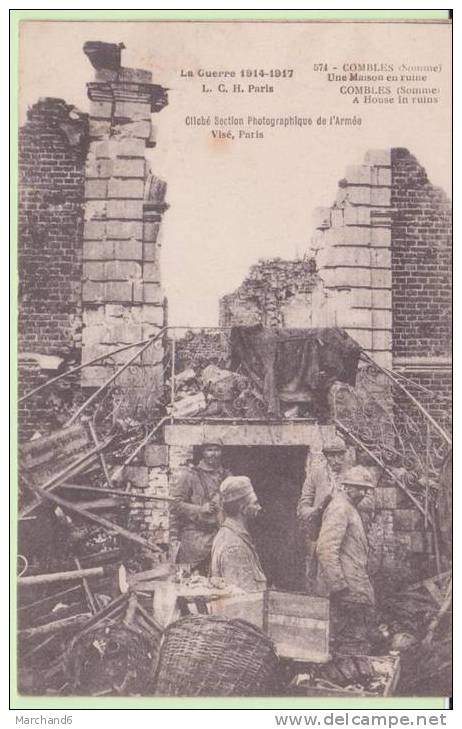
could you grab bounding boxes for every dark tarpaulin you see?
[230,326,361,417]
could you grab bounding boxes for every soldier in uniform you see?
[170,439,230,573]
[316,466,377,655]
[211,476,267,593]
[296,434,347,591]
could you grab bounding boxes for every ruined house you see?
[18,42,451,599]
[172,150,452,591]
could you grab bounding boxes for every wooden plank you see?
[19,613,92,639]
[407,571,451,592]
[134,601,163,634]
[74,558,98,616]
[424,579,445,607]
[383,656,401,696]
[58,483,174,503]
[268,590,330,621]
[72,498,123,510]
[19,435,113,519]
[75,593,128,637]
[20,424,91,472]
[210,589,330,663]
[128,564,172,584]
[210,592,264,628]
[267,591,330,663]
[130,581,160,592]
[18,585,82,612]
[88,420,114,490]
[19,567,105,587]
[21,635,57,659]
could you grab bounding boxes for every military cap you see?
[220,476,255,503]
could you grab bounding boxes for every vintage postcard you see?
[13,11,452,706]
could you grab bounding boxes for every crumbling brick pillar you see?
[81,42,168,411]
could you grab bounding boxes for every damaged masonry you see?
[17,42,451,698]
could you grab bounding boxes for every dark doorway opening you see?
[224,446,307,593]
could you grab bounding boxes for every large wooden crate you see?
[211,590,330,663]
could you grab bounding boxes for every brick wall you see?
[174,330,231,371]
[18,98,87,355]
[391,148,451,362]
[18,98,88,438]
[220,258,319,328]
[390,148,452,431]
[125,445,169,544]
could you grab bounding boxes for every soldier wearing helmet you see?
[316,466,377,655]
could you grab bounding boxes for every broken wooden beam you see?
[407,571,451,593]
[21,634,58,659]
[58,483,174,502]
[127,563,172,585]
[134,600,163,633]
[18,566,105,587]
[74,558,98,616]
[19,613,92,639]
[18,584,83,612]
[88,420,114,490]
[78,593,128,634]
[72,498,124,510]
[22,480,162,553]
[422,577,452,647]
[19,434,115,519]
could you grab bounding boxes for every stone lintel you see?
[164,422,336,448]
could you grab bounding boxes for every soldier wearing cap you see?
[170,439,231,572]
[316,466,377,655]
[296,434,347,590]
[211,476,267,593]
[297,434,347,521]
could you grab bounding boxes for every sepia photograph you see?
[14,13,452,703]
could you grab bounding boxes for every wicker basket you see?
[66,616,160,696]
[154,615,280,696]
